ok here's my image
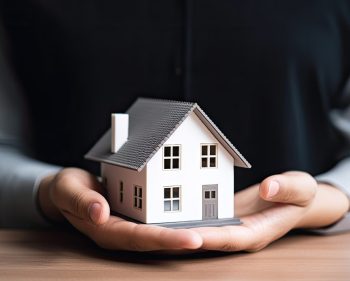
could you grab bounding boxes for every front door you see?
[202,184,218,220]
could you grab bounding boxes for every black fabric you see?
[1,0,350,191]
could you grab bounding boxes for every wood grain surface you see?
[0,229,349,281]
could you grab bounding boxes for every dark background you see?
[1,0,350,191]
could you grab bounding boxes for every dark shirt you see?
[1,0,350,191]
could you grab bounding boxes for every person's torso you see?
[2,0,350,190]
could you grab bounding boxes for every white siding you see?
[146,111,234,224]
[101,163,147,223]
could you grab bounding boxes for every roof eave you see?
[84,154,140,171]
[193,106,251,168]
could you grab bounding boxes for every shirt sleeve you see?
[0,33,61,228]
[0,147,61,228]
[316,157,350,201]
[314,77,350,234]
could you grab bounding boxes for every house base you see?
[150,218,242,229]
[111,211,241,228]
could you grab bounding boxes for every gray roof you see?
[85,98,251,171]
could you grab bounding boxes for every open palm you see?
[39,169,348,252]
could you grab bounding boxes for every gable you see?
[156,111,234,163]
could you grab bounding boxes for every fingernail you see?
[267,181,280,198]
[88,203,102,224]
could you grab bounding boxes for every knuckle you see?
[280,171,317,204]
[51,172,71,195]
[218,234,268,252]
[309,186,317,200]
[216,228,244,252]
[50,172,70,202]
[280,188,293,202]
[54,170,70,186]
[70,191,88,217]
[218,242,241,252]
[301,185,317,205]
[309,179,318,197]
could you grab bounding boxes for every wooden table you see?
[0,229,349,281]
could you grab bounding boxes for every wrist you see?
[295,183,349,229]
[37,173,65,223]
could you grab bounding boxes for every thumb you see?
[51,168,110,225]
[259,171,317,206]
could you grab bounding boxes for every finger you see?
[259,171,317,206]
[66,214,203,251]
[193,203,304,252]
[51,168,110,225]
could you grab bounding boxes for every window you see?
[164,186,180,212]
[133,185,142,209]
[102,177,109,200]
[163,145,181,170]
[201,144,218,168]
[119,181,124,203]
[204,190,216,199]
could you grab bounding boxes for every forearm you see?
[295,183,349,229]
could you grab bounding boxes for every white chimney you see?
[111,113,129,153]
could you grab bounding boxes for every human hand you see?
[38,168,203,251]
[192,171,349,252]
[39,169,349,253]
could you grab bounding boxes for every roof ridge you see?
[136,97,196,106]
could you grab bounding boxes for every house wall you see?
[146,111,234,224]
[101,163,147,223]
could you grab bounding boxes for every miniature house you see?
[86,98,251,228]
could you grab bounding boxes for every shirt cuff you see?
[315,158,350,201]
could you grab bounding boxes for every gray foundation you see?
[111,211,241,228]
[150,218,242,229]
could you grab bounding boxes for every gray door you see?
[202,184,218,220]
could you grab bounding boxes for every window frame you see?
[133,185,143,210]
[200,143,218,168]
[204,190,217,199]
[163,186,181,212]
[163,145,181,170]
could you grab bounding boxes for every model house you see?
[85,98,251,228]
